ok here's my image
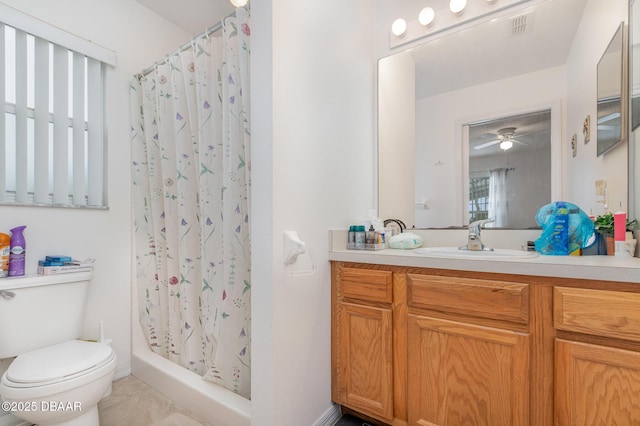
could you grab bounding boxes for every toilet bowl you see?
[0,340,116,426]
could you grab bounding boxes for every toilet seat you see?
[4,340,114,388]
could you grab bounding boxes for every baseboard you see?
[114,362,131,380]
[314,403,341,426]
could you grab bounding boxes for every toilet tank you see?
[0,272,92,358]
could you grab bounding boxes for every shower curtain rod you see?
[136,10,236,79]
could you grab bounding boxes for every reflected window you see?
[469,175,489,223]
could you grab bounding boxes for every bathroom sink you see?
[413,246,538,260]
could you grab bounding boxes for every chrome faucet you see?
[459,219,494,251]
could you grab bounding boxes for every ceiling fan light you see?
[419,7,435,26]
[449,0,467,14]
[230,0,248,7]
[500,140,514,150]
[391,18,407,36]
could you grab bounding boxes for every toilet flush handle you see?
[0,290,15,300]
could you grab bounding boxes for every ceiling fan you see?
[473,127,527,151]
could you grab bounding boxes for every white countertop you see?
[329,230,640,284]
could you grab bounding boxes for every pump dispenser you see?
[8,226,26,277]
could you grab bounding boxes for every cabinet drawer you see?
[407,274,529,324]
[340,268,392,304]
[554,287,640,342]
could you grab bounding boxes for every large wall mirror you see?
[378,0,629,229]
[631,0,640,222]
[632,0,640,131]
[597,23,626,156]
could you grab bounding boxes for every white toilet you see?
[0,272,116,426]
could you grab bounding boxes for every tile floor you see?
[99,375,206,426]
[0,375,208,426]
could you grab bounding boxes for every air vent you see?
[510,12,533,36]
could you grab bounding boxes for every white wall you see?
[0,0,191,379]
[565,0,628,215]
[378,52,415,227]
[251,0,376,424]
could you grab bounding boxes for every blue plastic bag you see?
[534,201,595,255]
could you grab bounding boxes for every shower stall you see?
[129,7,251,425]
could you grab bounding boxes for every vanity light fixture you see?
[419,7,436,26]
[449,0,467,14]
[499,140,514,151]
[391,18,408,36]
[230,0,248,7]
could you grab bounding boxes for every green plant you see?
[594,212,637,235]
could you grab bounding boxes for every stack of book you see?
[37,256,94,275]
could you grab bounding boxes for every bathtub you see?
[131,309,251,426]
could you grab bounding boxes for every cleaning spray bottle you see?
[8,226,26,277]
[0,232,10,277]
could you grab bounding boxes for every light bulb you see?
[391,18,407,36]
[419,7,435,26]
[500,140,513,150]
[449,0,467,14]
[230,0,248,7]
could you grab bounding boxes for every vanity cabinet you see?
[407,316,529,425]
[554,287,640,424]
[332,261,640,425]
[331,266,395,423]
[406,274,531,425]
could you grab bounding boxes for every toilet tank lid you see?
[0,271,93,292]
[7,340,113,384]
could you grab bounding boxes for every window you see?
[1,4,116,208]
[469,175,489,223]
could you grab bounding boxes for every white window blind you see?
[0,4,116,208]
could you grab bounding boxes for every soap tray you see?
[347,243,387,251]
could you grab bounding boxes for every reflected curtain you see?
[129,7,251,399]
[489,168,508,227]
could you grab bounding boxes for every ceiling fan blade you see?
[598,125,619,131]
[512,138,528,146]
[473,139,501,150]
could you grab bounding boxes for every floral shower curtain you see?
[129,7,251,399]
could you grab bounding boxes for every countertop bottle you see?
[348,226,356,248]
[365,225,375,245]
[354,226,365,249]
[0,233,9,277]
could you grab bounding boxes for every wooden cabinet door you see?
[555,339,640,425]
[335,302,393,422]
[408,315,530,426]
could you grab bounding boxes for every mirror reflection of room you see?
[468,110,551,228]
[378,0,629,230]
[597,23,625,156]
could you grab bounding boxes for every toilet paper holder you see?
[283,231,306,265]
[283,231,316,276]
